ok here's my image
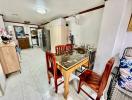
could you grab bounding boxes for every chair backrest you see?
[65,44,73,53]
[88,50,96,69]
[46,51,57,77]
[55,45,66,55]
[98,58,115,94]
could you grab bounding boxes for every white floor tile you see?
[0,48,104,100]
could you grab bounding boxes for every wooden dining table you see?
[55,51,89,99]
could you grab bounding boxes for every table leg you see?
[63,73,70,99]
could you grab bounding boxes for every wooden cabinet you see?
[18,37,30,49]
[0,42,20,75]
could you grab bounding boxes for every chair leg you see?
[55,79,58,93]
[96,94,101,100]
[77,79,82,94]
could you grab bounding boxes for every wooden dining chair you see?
[85,50,96,70]
[65,44,73,53]
[75,50,96,75]
[46,51,63,93]
[55,45,66,55]
[77,58,115,100]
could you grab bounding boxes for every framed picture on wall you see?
[127,14,132,32]
[14,26,25,38]
[30,27,37,36]
[30,27,39,46]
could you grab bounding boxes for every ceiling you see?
[0,0,105,25]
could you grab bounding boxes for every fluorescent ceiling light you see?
[35,0,47,14]
[36,8,47,14]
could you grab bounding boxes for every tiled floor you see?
[0,48,104,100]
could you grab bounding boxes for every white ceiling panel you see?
[0,0,104,24]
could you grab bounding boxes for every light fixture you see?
[36,8,47,14]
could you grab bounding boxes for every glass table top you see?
[55,51,88,70]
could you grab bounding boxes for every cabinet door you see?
[0,46,20,74]
[18,38,25,49]
[18,38,30,49]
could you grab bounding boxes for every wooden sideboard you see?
[0,42,21,76]
[18,37,30,49]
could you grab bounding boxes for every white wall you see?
[121,5,132,54]
[113,0,132,56]
[0,16,5,42]
[42,18,69,53]
[43,8,104,48]
[123,32,132,48]
[49,18,68,53]
[121,31,132,55]
[0,15,6,96]
[94,0,132,99]
[4,22,38,46]
[94,0,132,74]
[44,23,51,30]
[66,8,104,47]
[0,16,5,29]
